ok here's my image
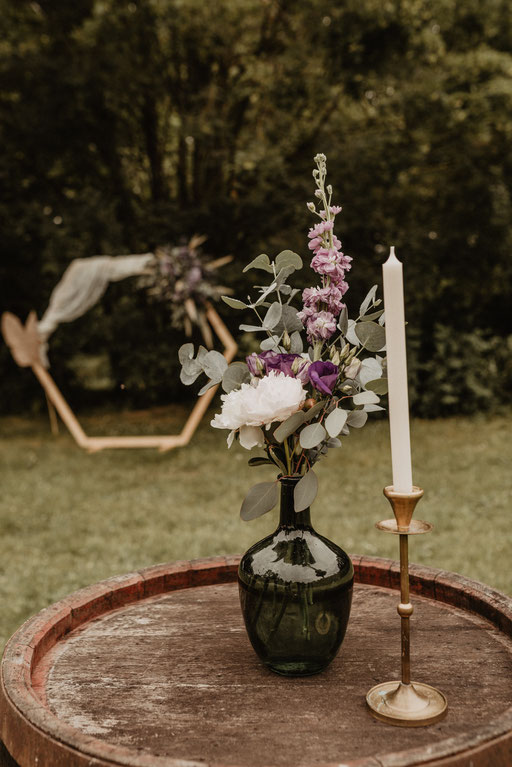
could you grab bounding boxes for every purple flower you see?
[305,311,337,341]
[302,285,344,315]
[308,220,334,239]
[264,353,301,377]
[292,356,312,383]
[246,351,301,378]
[301,162,352,336]
[246,353,265,377]
[308,360,339,395]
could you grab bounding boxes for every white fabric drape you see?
[37,254,154,365]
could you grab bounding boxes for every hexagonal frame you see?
[1,303,237,452]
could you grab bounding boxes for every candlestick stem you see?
[399,533,411,685]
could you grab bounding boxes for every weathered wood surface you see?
[1,556,511,767]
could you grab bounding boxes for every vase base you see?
[266,659,331,677]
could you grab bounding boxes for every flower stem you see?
[283,437,293,476]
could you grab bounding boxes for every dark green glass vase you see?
[238,476,354,676]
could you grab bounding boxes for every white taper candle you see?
[382,246,413,493]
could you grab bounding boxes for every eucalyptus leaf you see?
[275,250,303,272]
[248,457,274,467]
[180,367,202,386]
[325,408,348,437]
[360,284,378,316]
[260,336,282,351]
[275,265,295,287]
[268,446,287,474]
[243,254,273,273]
[263,302,283,330]
[196,346,208,363]
[355,321,386,352]
[338,306,348,337]
[365,377,388,395]
[252,282,278,306]
[303,400,326,422]
[240,481,279,521]
[221,296,248,310]
[364,404,385,412]
[345,319,360,346]
[279,284,292,295]
[346,409,368,428]
[353,390,380,405]
[299,422,327,449]
[294,469,318,512]
[358,357,383,386]
[274,304,303,334]
[274,410,306,442]
[289,331,303,353]
[339,379,358,395]
[198,379,218,396]
[222,362,251,393]
[181,357,202,376]
[203,350,228,381]
[178,343,194,365]
[359,309,384,322]
[327,438,342,448]
[239,324,266,333]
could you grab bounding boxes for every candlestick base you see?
[367,680,447,727]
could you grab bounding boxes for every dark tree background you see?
[1,0,511,416]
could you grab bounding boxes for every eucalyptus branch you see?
[272,263,283,307]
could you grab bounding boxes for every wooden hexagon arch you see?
[1,303,237,452]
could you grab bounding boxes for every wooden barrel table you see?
[1,555,511,767]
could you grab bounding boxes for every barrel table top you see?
[1,555,511,767]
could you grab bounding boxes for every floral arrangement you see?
[139,236,231,341]
[179,155,387,518]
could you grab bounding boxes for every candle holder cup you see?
[366,486,448,727]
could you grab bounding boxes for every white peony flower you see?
[211,371,307,449]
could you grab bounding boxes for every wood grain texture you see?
[1,556,511,767]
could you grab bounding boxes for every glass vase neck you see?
[278,477,312,529]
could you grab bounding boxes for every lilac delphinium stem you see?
[298,154,352,357]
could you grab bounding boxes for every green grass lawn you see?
[0,405,510,650]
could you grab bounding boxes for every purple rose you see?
[308,360,338,395]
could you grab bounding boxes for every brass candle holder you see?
[366,486,448,726]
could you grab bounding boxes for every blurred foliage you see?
[408,326,512,417]
[1,0,511,414]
